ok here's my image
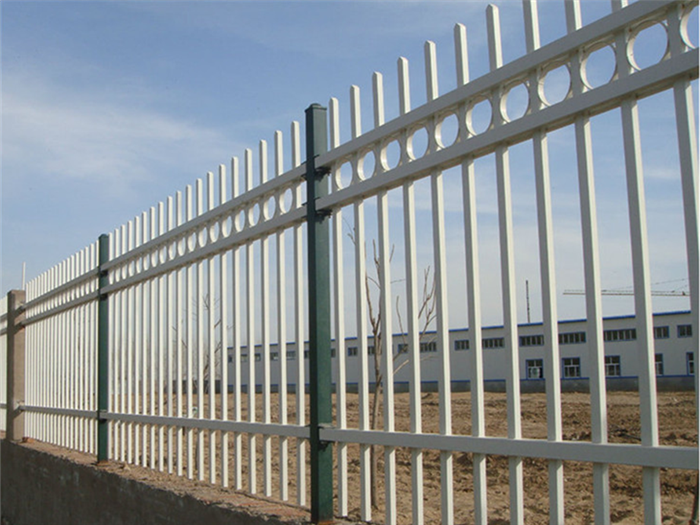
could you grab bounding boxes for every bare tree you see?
[349,231,437,509]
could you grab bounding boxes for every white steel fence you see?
[3,1,698,524]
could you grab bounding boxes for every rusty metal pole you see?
[6,290,26,442]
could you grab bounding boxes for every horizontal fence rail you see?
[3,1,698,524]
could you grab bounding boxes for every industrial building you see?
[228,310,695,392]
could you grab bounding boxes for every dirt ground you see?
[99,389,699,525]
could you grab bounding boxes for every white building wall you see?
[227,311,694,390]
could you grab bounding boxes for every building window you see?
[559,331,586,345]
[482,337,504,349]
[654,326,669,339]
[687,352,695,375]
[420,341,437,353]
[603,328,636,342]
[228,355,233,364]
[271,352,279,361]
[678,324,693,338]
[562,357,581,378]
[241,354,249,363]
[368,345,375,355]
[331,348,336,358]
[605,356,621,377]
[397,343,408,354]
[454,339,469,351]
[304,350,309,360]
[519,335,544,347]
[255,353,262,362]
[655,354,664,376]
[526,359,544,379]
[287,351,296,361]
[347,347,358,357]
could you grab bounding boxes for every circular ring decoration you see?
[358,149,376,179]
[628,21,669,71]
[680,5,698,49]
[407,126,429,160]
[381,138,402,171]
[581,42,616,90]
[235,209,246,233]
[540,62,571,106]
[222,215,233,238]
[466,96,493,136]
[248,203,260,227]
[436,113,459,149]
[198,226,208,249]
[209,220,220,244]
[279,187,293,214]
[336,161,353,190]
[501,81,529,122]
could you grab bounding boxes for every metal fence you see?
[3,1,698,524]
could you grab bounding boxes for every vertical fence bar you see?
[398,55,426,525]
[260,141,273,497]
[462,157,490,525]
[219,164,230,488]
[127,220,135,464]
[85,248,92,453]
[150,208,158,470]
[456,20,488,525]
[487,6,524,524]
[60,265,67,448]
[142,213,150,467]
[231,157,243,491]
[329,95,349,518]
[207,171,217,485]
[176,190,185,477]
[134,216,143,465]
[614,17,660,520]
[76,254,84,452]
[666,11,700,507]
[196,179,205,481]
[245,148,258,495]
[274,130,289,502]
[292,120,307,507]
[167,197,175,474]
[621,96,661,525]
[66,259,73,450]
[121,225,129,462]
[97,234,110,462]
[373,70,397,525]
[157,202,166,472]
[350,83,372,522]
[7,290,26,442]
[523,2,565,523]
[306,102,333,525]
[424,38,455,525]
[186,186,195,479]
[565,2,611,523]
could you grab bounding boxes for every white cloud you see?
[124,1,490,62]
[2,69,236,199]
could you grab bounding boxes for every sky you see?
[1,0,698,329]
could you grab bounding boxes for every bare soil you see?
[44,391,700,524]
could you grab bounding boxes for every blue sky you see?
[1,1,697,326]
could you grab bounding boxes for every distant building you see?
[227,310,695,392]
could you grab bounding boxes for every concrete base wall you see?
[0,439,306,525]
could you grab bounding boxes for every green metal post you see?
[97,233,110,463]
[306,103,333,524]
